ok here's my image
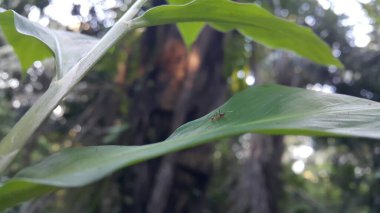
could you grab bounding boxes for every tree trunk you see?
[119,18,227,212]
[229,135,284,213]
[228,42,286,213]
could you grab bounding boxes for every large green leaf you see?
[1,84,380,210]
[133,0,343,67]
[0,9,99,78]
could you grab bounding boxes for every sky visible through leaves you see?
[26,0,374,47]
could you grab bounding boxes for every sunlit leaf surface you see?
[134,0,343,67]
[0,10,99,78]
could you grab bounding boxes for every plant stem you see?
[62,0,148,84]
[0,0,148,173]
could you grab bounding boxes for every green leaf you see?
[167,0,205,48]
[0,10,99,78]
[134,0,343,67]
[0,181,57,210]
[0,10,52,74]
[2,84,380,210]
[167,0,193,4]
[176,22,204,49]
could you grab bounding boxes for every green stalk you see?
[0,0,148,173]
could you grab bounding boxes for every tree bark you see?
[228,42,286,213]
[119,19,227,212]
[228,135,284,213]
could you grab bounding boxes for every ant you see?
[209,109,228,122]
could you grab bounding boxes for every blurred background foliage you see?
[1,0,380,212]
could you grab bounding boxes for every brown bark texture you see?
[119,21,227,212]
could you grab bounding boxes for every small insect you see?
[209,110,226,122]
